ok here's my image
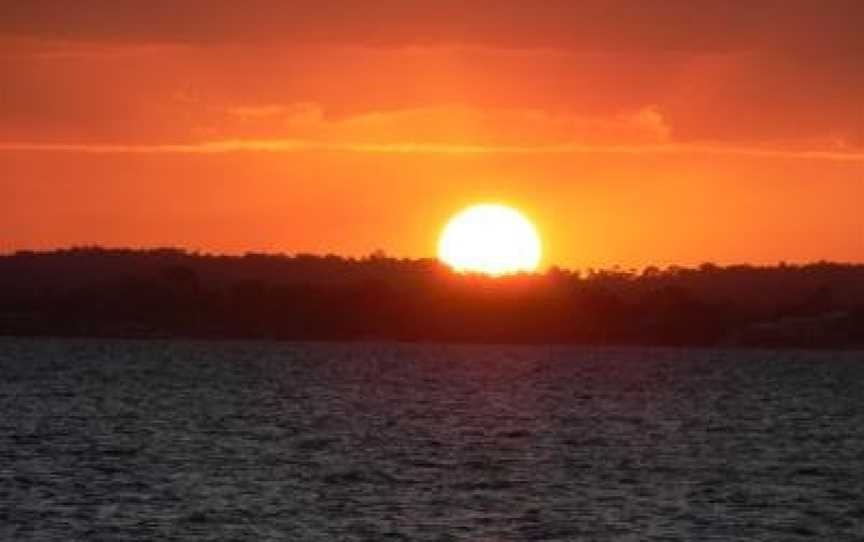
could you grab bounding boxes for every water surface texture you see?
[1,339,863,540]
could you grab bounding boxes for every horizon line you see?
[3,245,863,273]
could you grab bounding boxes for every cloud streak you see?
[1,139,861,161]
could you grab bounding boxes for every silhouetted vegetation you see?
[1,248,862,348]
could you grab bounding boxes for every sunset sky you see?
[2,1,862,269]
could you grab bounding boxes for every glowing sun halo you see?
[438,204,542,275]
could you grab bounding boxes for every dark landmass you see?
[1,248,863,349]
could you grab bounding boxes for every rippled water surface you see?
[1,339,863,540]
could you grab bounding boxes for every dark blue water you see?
[1,338,863,540]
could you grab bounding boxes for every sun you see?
[438,204,542,275]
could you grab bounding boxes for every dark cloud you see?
[2,1,862,56]
[1,1,861,149]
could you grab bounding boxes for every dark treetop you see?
[1,248,862,348]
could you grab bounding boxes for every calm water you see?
[1,339,863,540]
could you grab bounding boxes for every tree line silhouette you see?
[1,248,862,348]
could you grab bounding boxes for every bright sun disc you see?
[438,204,542,275]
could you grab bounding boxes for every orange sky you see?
[1,1,862,269]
